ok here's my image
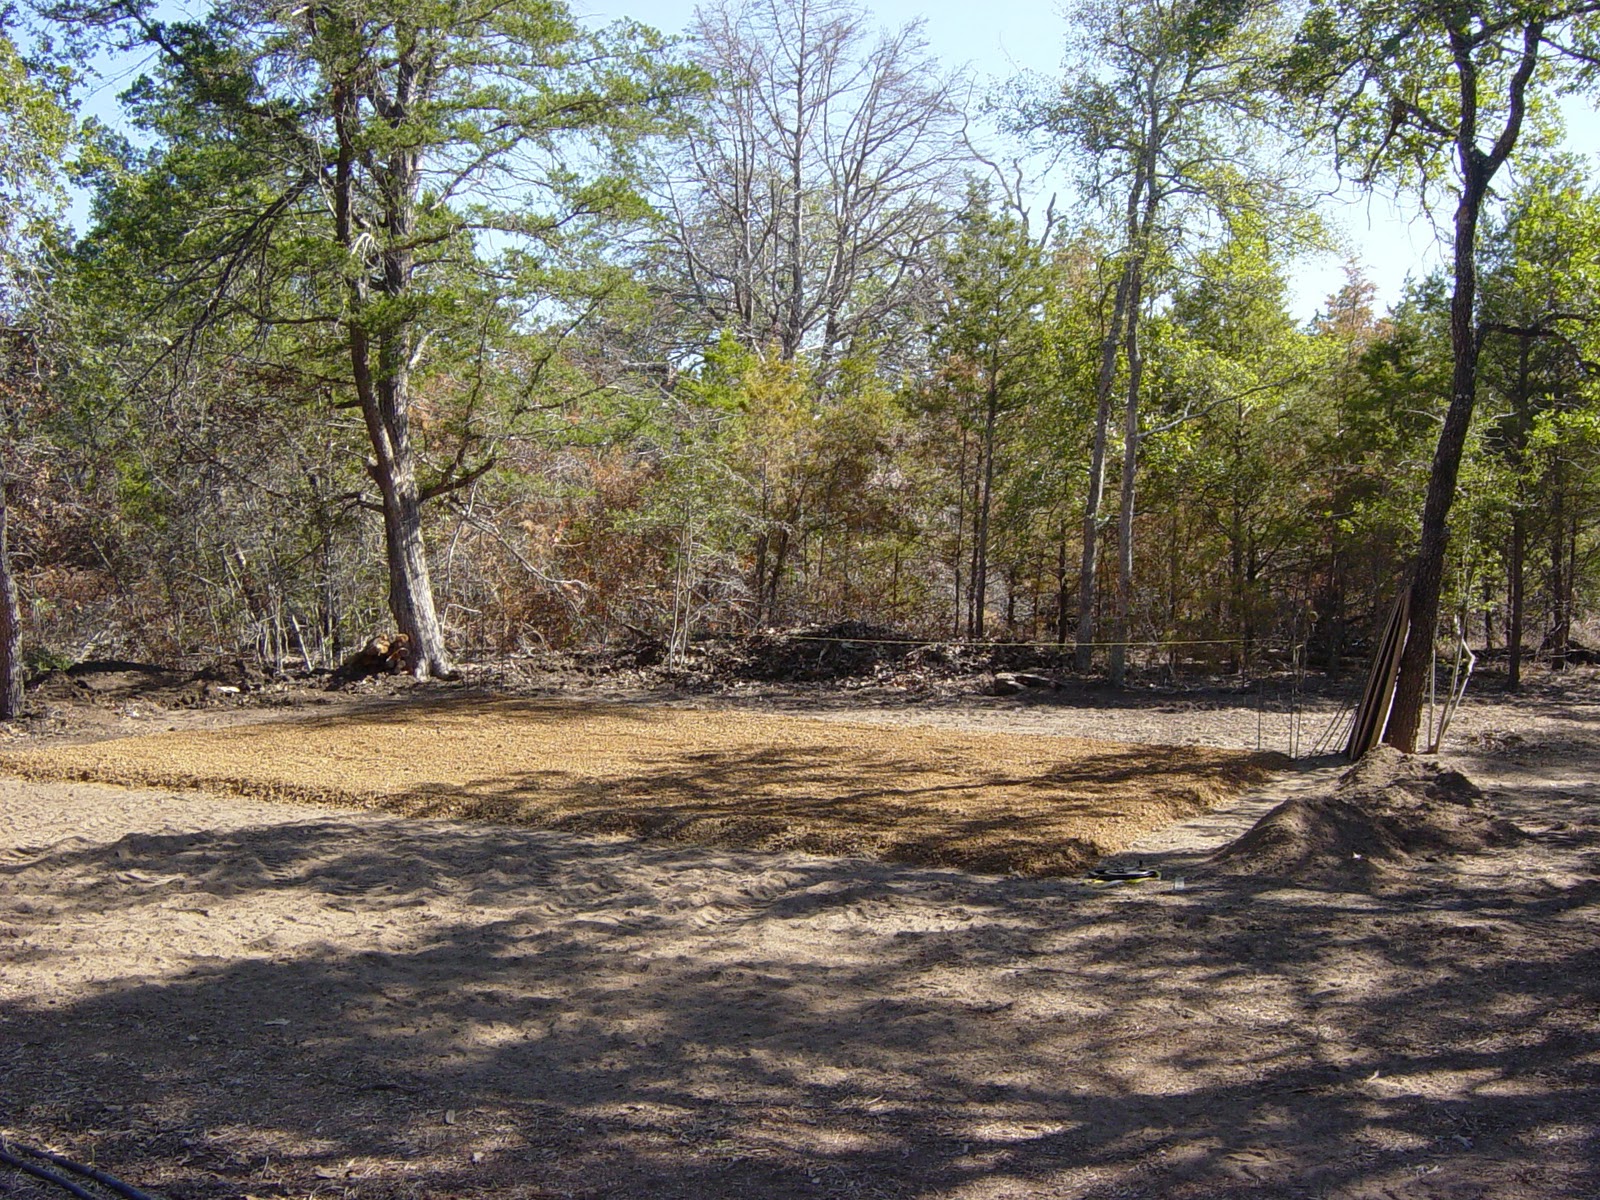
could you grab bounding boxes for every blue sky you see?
[590,0,1600,322]
[73,0,1600,323]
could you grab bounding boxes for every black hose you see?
[0,1150,101,1200]
[0,1143,161,1200]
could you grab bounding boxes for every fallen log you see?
[330,633,412,685]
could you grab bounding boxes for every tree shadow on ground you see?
[4,787,1599,1200]
[2,697,1277,877]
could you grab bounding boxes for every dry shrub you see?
[441,448,682,650]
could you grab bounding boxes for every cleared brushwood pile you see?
[27,658,270,705]
[637,622,1084,689]
[1211,745,1524,887]
[0,696,1281,876]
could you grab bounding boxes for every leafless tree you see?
[660,0,968,365]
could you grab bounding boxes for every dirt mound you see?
[645,623,1084,690]
[41,659,189,692]
[1211,745,1523,885]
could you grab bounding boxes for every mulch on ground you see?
[0,696,1281,876]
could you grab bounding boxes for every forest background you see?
[2,0,1599,749]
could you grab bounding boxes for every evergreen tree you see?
[0,24,75,717]
[79,0,702,675]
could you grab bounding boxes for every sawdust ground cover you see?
[0,696,1279,875]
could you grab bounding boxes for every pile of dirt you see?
[701,622,928,682]
[439,630,1140,696]
[1211,745,1524,885]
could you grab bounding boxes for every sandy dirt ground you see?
[0,700,1277,877]
[2,671,1599,1199]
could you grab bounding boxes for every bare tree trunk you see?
[0,486,21,720]
[331,48,454,680]
[1500,334,1533,688]
[318,519,340,667]
[752,530,769,627]
[819,531,832,614]
[951,427,968,638]
[1229,412,1246,671]
[1055,519,1071,645]
[1028,555,1041,642]
[1481,569,1495,650]
[1565,511,1579,657]
[765,527,790,622]
[1074,265,1134,671]
[1386,179,1485,744]
[1385,19,1542,750]
[1079,110,1161,674]
[1109,291,1145,688]
[967,451,983,638]
[1325,547,1344,677]
[1508,509,1525,690]
[966,493,978,638]
[971,385,1000,640]
[1167,509,1181,676]
[1549,493,1573,668]
[352,330,453,677]
[1384,184,1480,748]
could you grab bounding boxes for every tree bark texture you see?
[970,384,1000,640]
[1109,275,1146,688]
[1504,333,1533,690]
[1384,184,1483,750]
[1056,523,1071,645]
[332,42,454,679]
[1508,510,1525,690]
[1549,496,1574,666]
[1080,91,1161,675]
[1074,263,1133,671]
[0,489,21,720]
[1384,19,1542,750]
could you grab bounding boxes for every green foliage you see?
[0,27,74,317]
[21,644,73,675]
[927,191,1054,423]
[84,0,706,422]
[1471,159,1600,636]
[7,0,1600,670]
[1134,233,1322,643]
[631,332,905,634]
[53,0,708,660]
[1016,0,1317,260]
[1279,0,1590,195]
